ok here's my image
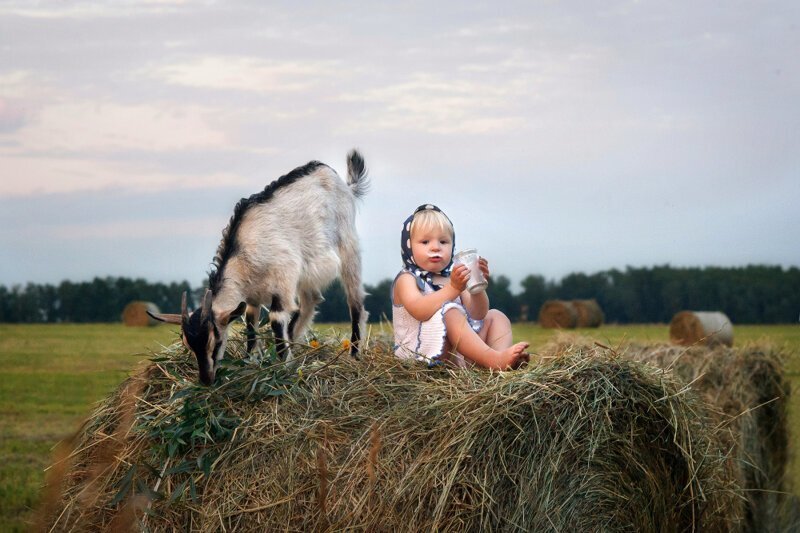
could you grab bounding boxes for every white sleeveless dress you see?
[391,270,484,367]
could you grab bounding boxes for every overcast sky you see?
[1,1,798,291]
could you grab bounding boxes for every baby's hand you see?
[478,257,490,281]
[450,264,469,292]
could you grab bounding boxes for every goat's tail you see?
[346,149,369,199]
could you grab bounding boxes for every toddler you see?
[392,204,529,369]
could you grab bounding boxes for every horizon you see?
[2,261,796,293]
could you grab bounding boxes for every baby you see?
[392,204,529,369]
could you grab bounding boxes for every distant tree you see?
[0,285,9,322]
[13,284,41,322]
[557,272,608,301]
[518,274,549,322]
[365,279,393,324]
[486,275,518,321]
[317,280,350,323]
[1,266,798,324]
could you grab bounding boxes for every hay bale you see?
[670,310,733,346]
[41,334,740,532]
[121,301,161,327]
[538,300,577,328]
[541,334,791,531]
[572,299,604,327]
[627,343,790,531]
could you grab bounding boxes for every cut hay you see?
[670,310,734,347]
[39,332,742,532]
[541,334,791,531]
[121,301,162,327]
[537,299,577,328]
[538,300,605,329]
[628,343,790,531]
[572,299,604,327]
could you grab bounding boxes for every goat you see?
[149,150,369,385]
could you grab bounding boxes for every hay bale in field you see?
[39,334,741,532]
[670,310,733,346]
[540,334,791,531]
[572,299,604,327]
[121,301,161,327]
[538,299,577,328]
[627,343,790,531]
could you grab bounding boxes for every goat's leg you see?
[268,291,298,361]
[291,288,324,342]
[245,304,261,354]
[339,240,367,357]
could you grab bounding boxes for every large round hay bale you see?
[39,336,740,531]
[121,301,161,327]
[539,335,792,530]
[669,310,733,346]
[627,343,790,531]
[572,299,604,327]
[538,300,577,328]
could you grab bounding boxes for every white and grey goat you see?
[150,150,369,385]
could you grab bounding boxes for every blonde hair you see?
[410,209,454,239]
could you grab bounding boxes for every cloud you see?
[0,98,27,133]
[0,94,258,195]
[9,100,229,153]
[449,22,535,38]
[0,214,225,244]
[0,71,49,99]
[45,215,225,241]
[337,73,529,135]
[0,155,247,197]
[143,56,340,94]
[0,0,192,19]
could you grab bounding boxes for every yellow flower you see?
[341,339,351,350]
[310,340,321,349]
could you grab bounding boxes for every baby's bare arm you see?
[462,290,489,320]
[394,268,468,322]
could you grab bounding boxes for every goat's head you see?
[148,290,246,385]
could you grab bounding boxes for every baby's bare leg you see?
[444,309,529,370]
[478,309,514,350]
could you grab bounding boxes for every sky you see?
[1,1,798,291]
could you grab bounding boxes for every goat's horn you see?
[201,289,213,322]
[181,292,189,321]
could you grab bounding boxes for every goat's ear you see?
[147,311,183,325]
[218,301,247,327]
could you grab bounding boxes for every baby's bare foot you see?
[500,342,530,369]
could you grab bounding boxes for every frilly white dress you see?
[391,270,484,367]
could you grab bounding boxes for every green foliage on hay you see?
[39,332,743,531]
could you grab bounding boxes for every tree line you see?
[0,265,798,325]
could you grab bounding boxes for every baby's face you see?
[410,226,453,274]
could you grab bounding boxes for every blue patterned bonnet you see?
[400,204,455,291]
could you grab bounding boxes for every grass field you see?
[1,322,798,531]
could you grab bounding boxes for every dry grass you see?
[572,299,604,328]
[669,311,734,347]
[121,302,161,328]
[36,330,767,531]
[541,333,797,531]
[537,300,577,329]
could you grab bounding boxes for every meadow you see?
[1,322,798,531]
